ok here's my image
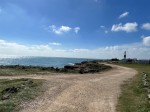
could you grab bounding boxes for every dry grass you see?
[0,78,44,112]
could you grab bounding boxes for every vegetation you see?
[0,65,57,76]
[64,61,112,74]
[0,61,112,75]
[116,63,150,112]
[0,78,44,112]
[0,61,112,111]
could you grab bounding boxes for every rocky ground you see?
[0,61,111,75]
[0,64,137,112]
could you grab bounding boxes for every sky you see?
[0,0,150,59]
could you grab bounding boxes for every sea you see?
[0,57,95,68]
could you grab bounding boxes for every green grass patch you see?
[0,62,112,75]
[0,78,44,112]
[0,65,56,76]
[116,63,150,112]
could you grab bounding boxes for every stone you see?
[148,94,150,99]
[1,94,9,100]
[144,81,149,87]
[64,65,79,70]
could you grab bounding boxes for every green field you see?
[116,63,150,112]
[0,78,44,112]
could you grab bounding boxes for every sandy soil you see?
[0,64,137,112]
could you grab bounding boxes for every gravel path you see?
[0,64,137,112]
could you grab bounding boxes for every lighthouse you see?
[124,51,126,60]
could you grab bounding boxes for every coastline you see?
[0,57,95,68]
[0,60,112,75]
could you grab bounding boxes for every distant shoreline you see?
[0,60,112,75]
[0,57,96,68]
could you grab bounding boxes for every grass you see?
[0,62,112,75]
[0,65,56,76]
[116,63,150,112]
[0,78,44,112]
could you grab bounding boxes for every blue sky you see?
[0,0,150,59]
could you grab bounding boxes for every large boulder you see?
[64,65,79,70]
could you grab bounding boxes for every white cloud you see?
[119,11,129,19]
[49,25,72,35]
[142,23,150,30]
[49,25,80,35]
[111,22,138,33]
[0,39,150,59]
[0,40,27,49]
[99,26,108,34]
[49,42,61,46]
[74,27,80,34]
[143,36,150,46]
[73,49,89,52]
[100,25,105,28]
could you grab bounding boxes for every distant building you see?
[121,51,127,63]
[138,60,150,64]
[124,51,126,60]
[121,51,150,64]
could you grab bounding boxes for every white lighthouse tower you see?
[124,51,126,60]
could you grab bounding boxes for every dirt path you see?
[0,64,137,112]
